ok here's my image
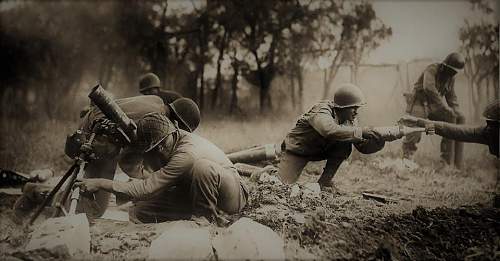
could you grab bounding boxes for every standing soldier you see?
[75,113,248,225]
[139,72,183,105]
[402,52,466,167]
[400,99,499,207]
[278,83,387,189]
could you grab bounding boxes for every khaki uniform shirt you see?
[114,130,247,200]
[413,63,459,113]
[283,101,384,158]
[433,122,499,157]
[158,90,182,105]
[81,95,166,132]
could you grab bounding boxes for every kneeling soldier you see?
[14,95,201,220]
[278,83,386,188]
[75,113,248,224]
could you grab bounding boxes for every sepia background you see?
[0,0,498,260]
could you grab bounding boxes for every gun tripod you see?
[28,133,97,225]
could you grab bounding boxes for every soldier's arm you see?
[422,66,453,113]
[444,78,460,110]
[432,122,488,144]
[111,151,194,201]
[308,108,364,143]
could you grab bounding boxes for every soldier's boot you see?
[318,158,344,193]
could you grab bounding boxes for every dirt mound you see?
[384,206,500,260]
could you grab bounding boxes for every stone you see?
[213,217,285,260]
[290,184,301,198]
[148,221,213,260]
[303,183,321,199]
[26,213,90,256]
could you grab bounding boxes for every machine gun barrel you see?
[88,84,137,142]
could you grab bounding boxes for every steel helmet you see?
[332,83,366,108]
[136,113,177,152]
[443,52,465,70]
[483,99,500,122]
[139,73,161,93]
[168,98,201,132]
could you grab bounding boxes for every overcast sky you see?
[368,0,497,64]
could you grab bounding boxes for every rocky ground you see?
[1,155,499,260]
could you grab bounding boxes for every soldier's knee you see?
[191,159,219,181]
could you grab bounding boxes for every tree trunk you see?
[212,29,228,109]
[229,62,239,114]
[290,74,296,111]
[322,68,329,99]
[297,68,304,112]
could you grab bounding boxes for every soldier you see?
[75,113,248,225]
[14,95,201,219]
[402,52,466,165]
[400,99,499,207]
[139,72,183,105]
[278,83,387,189]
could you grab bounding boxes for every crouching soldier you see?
[400,99,499,207]
[402,52,466,166]
[75,113,248,225]
[14,95,201,220]
[278,83,386,189]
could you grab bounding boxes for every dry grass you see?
[0,117,78,173]
[1,114,496,208]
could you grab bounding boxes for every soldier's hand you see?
[399,115,423,127]
[362,127,383,141]
[75,178,103,193]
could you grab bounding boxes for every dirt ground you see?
[0,155,499,260]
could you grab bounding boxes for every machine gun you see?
[28,84,136,225]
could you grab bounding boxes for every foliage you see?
[459,0,499,119]
[0,0,391,118]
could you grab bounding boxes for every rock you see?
[303,183,321,199]
[259,172,282,185]
[29,169,54,182]
[26,213,90,256]
[341,222,352,229]
[290,184,301,198]
[148,221,212,260]
[291,213,306,224]
[213,217,285,260]
[100,210,129,222]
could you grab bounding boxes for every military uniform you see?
[279,101,385,185]
[157,89,183,105]
[403,63,464,162]
[74,95,168,217]
[14,96,168,219]
[409,117,499,207]
[114,127,248,223]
